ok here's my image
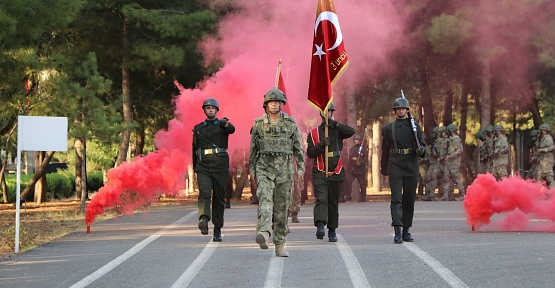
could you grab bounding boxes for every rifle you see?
[400,90,422,149]
[355,128,369,166]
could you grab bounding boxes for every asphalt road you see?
[1,200,554,288]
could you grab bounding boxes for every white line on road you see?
[171,238,220,288]
[264,254,284,288]
[70,211,197,288]
[403,242,468,288]
[336,234,371,288]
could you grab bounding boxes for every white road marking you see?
[171,238,220,287]
[70,211,197,288]
[403,242,468,288]
[264,254,284,288]
[336,234,371,288]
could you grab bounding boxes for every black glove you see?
[380,168,388,176]
[327,119,338,128]
[319,137,331,148]
[416,147,425,157]
[219,117,228,128]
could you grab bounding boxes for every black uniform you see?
[307,121,355,229]
[192,118,235,228]
[347,142,369,202]
[380,118,425,228]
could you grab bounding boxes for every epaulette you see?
[284,115,297,124]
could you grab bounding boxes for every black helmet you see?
[393,98,409,109]
[202,98,219,111]
[354,134,363,140]
[328,102,335,111]
[263,88,286,105]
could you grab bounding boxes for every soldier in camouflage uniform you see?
[289,155,305,223]
[528,129,539,180]
[308,102,355,242]
[437,126,451,201]
[441,124,466,201]
[418,134,430,199]
[535,124,554,188]
[476,130,487,175]
[491,125,509,181]
[250,88,304,257]
[484,125,495,174]
[422,127,440,201]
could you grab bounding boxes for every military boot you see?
[198,216,209,235]
[291,212,299,223]
[402,227,414,242]
[256,231,269,249]
[213,226,222,242]
[359,187,367,202]
[316,221,325,239]
[328,228,338,242]
[393,226,402,244]
[275,244,289,257]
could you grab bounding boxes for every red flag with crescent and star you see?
[307,0,349,113]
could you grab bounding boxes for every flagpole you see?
[274,59,282,88]
[325,105,329,177]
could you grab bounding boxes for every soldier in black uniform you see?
[347,134,369,202]
[380,97,426,244]
[192,98,235,242]
[307,102,355,242]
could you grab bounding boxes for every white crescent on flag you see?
[314,11,343,51]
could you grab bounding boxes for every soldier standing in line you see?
[535,124,554,188]
[340,140,351,203]
[476,130,487,175]
[491,125,509,181]
[380,97,426,244]
[347,134,369,202]
[528,130,539,180]
[307,102,355,242]
[250,88,304,257]
[418,134,430,199]
[422,127,440,201]
[193,98,235,242]
[442,124,466,201]
[484,125,495,174]
[437,126,450,201]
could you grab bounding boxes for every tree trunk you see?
[421,63,437,140]
[372,120,382,192]
[1,123,16,203]
[75,138,83,200]
[480,61,492,128]
[116,18,132,167]
[529,92,543,128]
[20,151,55,199]
[80,136,87,212]
[443,89,453,125]
[459,83,470,186]
[136,121,145,156]
[33,151,47,203]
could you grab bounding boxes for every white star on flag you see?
[313,43,326,60]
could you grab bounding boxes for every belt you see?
[321,171,335,177]
[203,148,227,155]
[326,151,341,157]
[351,157,358,161]
[392,148,411,155]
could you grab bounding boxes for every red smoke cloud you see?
[464,173,555,232]
[85,0,405,225]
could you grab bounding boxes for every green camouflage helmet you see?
[447,124,458,133]
[263,88,286,105]
[494,125,504,132]
[539,123,551,132]
[438,126,447,134]
[432,127,439,138]
[476,129,485,139]
[530,129,538,137]
[485,125,494,133]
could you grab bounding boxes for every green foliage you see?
[427,14,472,55]
[45,174,73,200]
[1,223,31,251]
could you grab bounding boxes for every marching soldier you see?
[250,88,304,257]
[380,97,426,244]
[307,102,355,242]
[193,98,235,242]
[535,124,554,188]
[422,127,440,201]
[528,129,539,180]
[443,124,466,201]
[491,125,509,181]
[347,134,369,202]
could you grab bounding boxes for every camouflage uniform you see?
[491,126,509,181]
[289,157,304,222]
[535,125,554,187]
[442,125,466,201]
[423,129,440,201]
[250,90,304,255]
[484,125,495,174]
[476,130,487,175]
[437,127,451,200]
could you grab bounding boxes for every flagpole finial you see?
[279,59,282,64]
[401,90,406,99]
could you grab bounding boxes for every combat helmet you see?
[263,88,287,105]
[393,98,409,110]
[539,123,551,132]
[447,124,458,133]
[485,125,494,133]
[328,102,335,111]
[530,129,538,140]
[438,126,447,134]
[432,127,439,138]
[494,125,504,132]
[476,129,485,139]
[354,134,363,140]
[202,98,219,111]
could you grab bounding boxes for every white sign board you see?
[15,116,68,253]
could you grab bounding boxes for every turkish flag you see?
[307,0,349,113]
[277,70,293,116]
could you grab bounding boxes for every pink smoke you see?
[464,173,555,232]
